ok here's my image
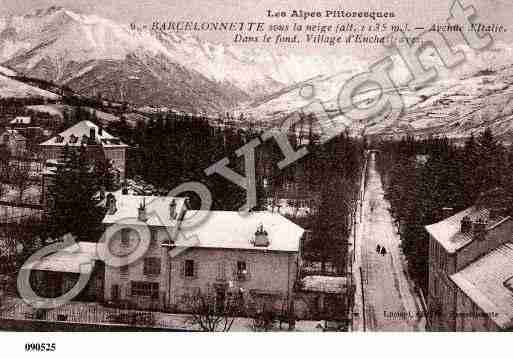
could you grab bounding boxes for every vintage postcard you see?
[0,0,512,354]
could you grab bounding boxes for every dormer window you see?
[169,199,177,220]
[253,223,270,247]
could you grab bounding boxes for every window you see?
[121,228,130,247]
[131,281,159,299]
[120,265,129,277]
[237,261,247,274]
[144,258,161,276]
[216,262,226,281]
[184,260,195,278]
[150,229,158,246]
[111,285,120,301]
[236,261,248,281]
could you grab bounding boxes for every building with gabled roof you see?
[425,201,513,331]
[450,242,513,330]
[40,120,128,179]
[22,237,104,302]
[101,192,305,315]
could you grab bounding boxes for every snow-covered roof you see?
[425,206,511,253]
[22,241,98,274]
[450,242,513,330]
[9,116,31,125]
[102,193,187,228]
[301,276,348,294]
[177,210,304,253]
[40,120,127,148]
[102,193,304,252]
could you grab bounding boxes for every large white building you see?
[101,192,305,315]
[39,120,128,179]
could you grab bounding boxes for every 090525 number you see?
[25,343,56,352]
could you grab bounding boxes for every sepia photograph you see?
[0,0,511,356]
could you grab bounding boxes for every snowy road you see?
[357,152,426,331]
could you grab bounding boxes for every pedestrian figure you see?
[376,244,381,253]
[381,247,387,256]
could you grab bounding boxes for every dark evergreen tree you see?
[46,146,104,241]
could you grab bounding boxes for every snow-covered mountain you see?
[0,7,244,111]
[4,6,513,140]
[0,73,59,100]
[238,41,513,140]
[0,6,365,112]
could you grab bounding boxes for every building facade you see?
[101,193,304,316]
[426,204,513,331]
[39,120,128,180]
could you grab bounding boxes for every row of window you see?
[131,281,159,299]
[119,257,161,277]
[117,258,250,280]
[182,259,249,280]
[120,228,162,247]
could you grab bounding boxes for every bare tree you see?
[183,289,241,332]
[10,163,31,202]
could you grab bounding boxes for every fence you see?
[0,301,159,328]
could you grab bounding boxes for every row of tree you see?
[377,129,513,292]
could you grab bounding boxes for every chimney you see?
[138,198,148,222]
[106,194,117,215]
[254,223,270,247]
[461,216,472,233]
[169,199,177,220]
[122,181,128,195]
[473,218,487,241]
[89,128,96,142]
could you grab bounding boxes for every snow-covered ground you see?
[355,153,426,331]
[0,74,60,100]
[0,296,324,332]
[0,65,16,77]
